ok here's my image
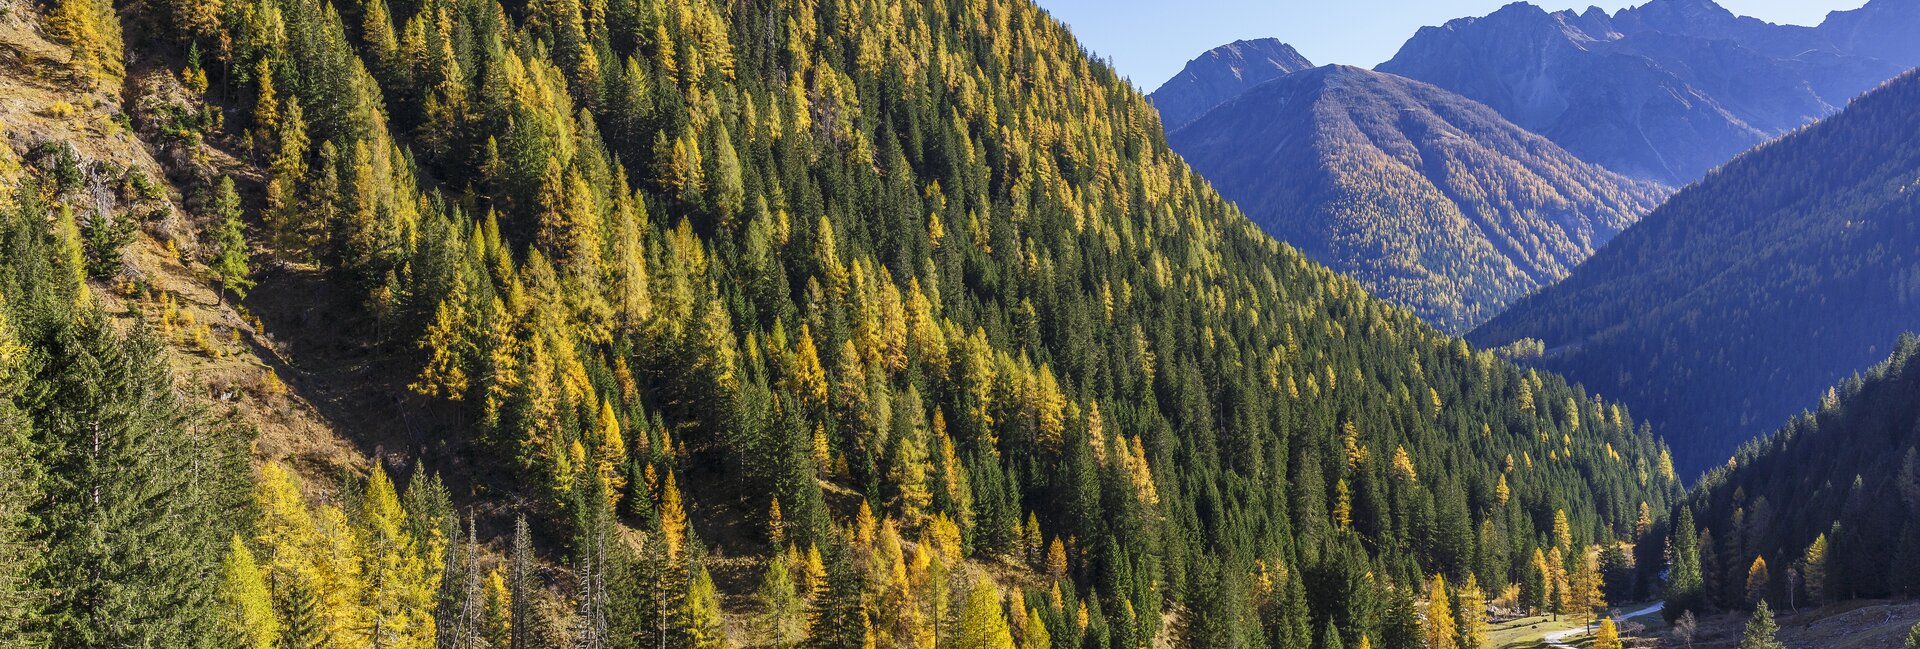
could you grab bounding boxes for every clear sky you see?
[1034,0,1870,90]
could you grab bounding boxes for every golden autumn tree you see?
[592,398,629,503]
[221,536,279,649]
[1424,575,1458,649]
[1457,573,1488,649]
[43,0,123,83]
[254,462,370,646]
[410,273,473,400]
[660,472,690,560]
[1746,556,1770,607]
[788,324,829,408]
[954,581,1016,649]
[1594,618,1622,649]
[359,467,439,649]
[1568,550,1605,627]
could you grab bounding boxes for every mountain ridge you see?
[1148,38,1314,131]
[1472,69,1920,477]
[1167,64,1665,332]
[1378,0,1909,185]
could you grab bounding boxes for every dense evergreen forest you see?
[0,162,253,647]
[1472,69,1920,477]
[1,0,1681,645]
[1663,334,1920,623]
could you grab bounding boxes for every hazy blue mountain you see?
[1471,70,1920,476]
[1148,38,1314,131]
[1378,0,1907,185]
[1167,65,1664,332]
[1819,0,1920,69]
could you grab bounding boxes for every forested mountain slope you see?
[0,0,1680,646]
[1146,38,1313,132]
[1663,335,1920,621]
[1167,65,1663,333]
[1378,0,1908,185]
[1472,70,1920,479]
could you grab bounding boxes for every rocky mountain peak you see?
[1148,38,1313,130]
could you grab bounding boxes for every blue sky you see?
[1034,0,1869,90]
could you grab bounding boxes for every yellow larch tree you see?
[954,581,1016,649]
[1457,573,1488,649]
[359,467,439,649]
[1425,575,1458,649]
[789,323,829,408]
[1593,618,1622,649]
[221,535,279,649]
[593,398,628,504]
[660,472,690,561]
[410,273,473,400]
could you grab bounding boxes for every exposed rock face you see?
[1378,0,1907,185]
[1148,38,1313,131]
[1168,65,1663,332]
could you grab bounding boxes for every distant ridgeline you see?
[1380,0,1920,186]
[1473,69,1920,478]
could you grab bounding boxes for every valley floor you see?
[1618,600,1920,649]
[1485,603,1660,649]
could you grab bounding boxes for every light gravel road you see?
[1542,602,1665,648]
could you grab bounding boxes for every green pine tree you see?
[1319,618,1345,649]
[0,287,40,648]
[1667,507,1704,622]
[1738,601,1784,649]
[208,177,255,301]
[25,295,248,647]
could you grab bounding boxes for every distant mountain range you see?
[1379,0,1915,186]
[1166,65,1664,332]
[1471,69,1920,477]
[1149,0,1920,473]
[1821,0,1920,68]
[1147,38,1314,131]
[1149,0,1917,332]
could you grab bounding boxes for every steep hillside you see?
[0,4,368,481]
[0,0,1681,646]
[1147,38,1313,131]
[1377,0,1907,185]
[1168,65,1664,333]
[1472,70,1920,478]
[1662,335,1920,620]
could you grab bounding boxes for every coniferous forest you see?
[1663,334,1920,621]
[0,0,1688,645]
